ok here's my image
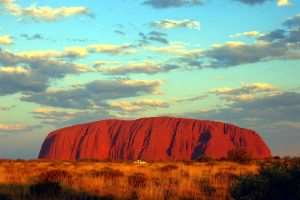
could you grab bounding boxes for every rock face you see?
[39,117,271,161]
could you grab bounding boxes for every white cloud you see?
[0,35,13,45]
[210,82,279,102]
[151,19,200,30]
[17,44,135,60]
[277,0,291,6]
[0,66,29,74]
[0,123,28,131]
[0,0,91,21]
[147,43,202,57]
[230,31,263,38]
[88,44,135,55]
[109,99,169,112]
[22,79,164,109]
[96,60,179,75]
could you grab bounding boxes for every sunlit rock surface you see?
[39,117,271,161]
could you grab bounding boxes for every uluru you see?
[39,117,271,161]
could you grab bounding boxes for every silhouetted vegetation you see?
[35,169,72,184]
[231,158,300,200]
[0,183,114,200]
[29,181,62,198]
[89,167,124,179]
[0,193,11,200]
[196,155,215,163]
[196,178,217,197]
[227,148,252,163]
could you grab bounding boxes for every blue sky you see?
[0,0,300,158]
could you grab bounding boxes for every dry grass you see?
[0,160,259,200]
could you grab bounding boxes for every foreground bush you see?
[90,167,124,179]
[36,169,72,184]
[231,161,300,200]
[128,173,147,188]
[0,193,11,200]
[227,148,252,163]
[29,182,62,198]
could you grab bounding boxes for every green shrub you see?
[230,161,300,200]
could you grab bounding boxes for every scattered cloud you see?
[258,29,286,42]
[205,41,280,67]
[151,19,200,30]
[108,99,169,112]
[174,95,207,103]
[230,31,263,38]
[0,35,13,45]
[93,60,120,68]
[233,0,271,6]
[96,60,179,75]
[17,47,89,60]
[210,82,279,102]
[277,0,291,6]
[139,31,169,45]
[181,40,291,68]
[0,67,46,95]
[33,107,85,124]
[146,13,300,69]
[0,43,136,95]
[283,14,300,28]
[234,0,291,6]
[143,0,203,9]
[187,92,300,126]
[0,49,88,95]
[0,0,92,22]
[211,82,277,95]
[0,123,30,132]
[88,44,136,55]
[0,66,29,74]
[22,79,163,109]
[114,30,126,36]
[20,33,44,40]
[144,0,288,8]
[15,43,136,61]
[147,43,202,58]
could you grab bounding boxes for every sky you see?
[0,0,299,159]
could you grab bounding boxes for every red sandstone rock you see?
[39,117,271,161]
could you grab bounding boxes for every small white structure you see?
[134,160,147,165]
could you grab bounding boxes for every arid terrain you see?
[1,157,300,200]
[0,159,259,200]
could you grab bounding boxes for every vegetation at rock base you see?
[231,158,300,200]
[227,148,252,164]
